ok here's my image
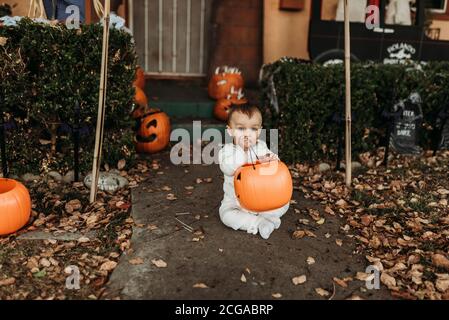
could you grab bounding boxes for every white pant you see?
[219,200,289,235]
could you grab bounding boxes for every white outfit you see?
[218,140,289,238]
[386,0,412,25]
[336,0,368,23]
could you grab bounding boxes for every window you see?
[426,0,447,13]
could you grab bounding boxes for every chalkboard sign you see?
[390,94,423,155]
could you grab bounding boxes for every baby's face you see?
[227,112,262,151]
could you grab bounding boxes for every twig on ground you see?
[174,217,194,232]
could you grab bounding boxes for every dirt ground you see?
[104,151,392,300]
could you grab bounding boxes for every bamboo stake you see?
[344,0,352,187]
[90,0,111,203]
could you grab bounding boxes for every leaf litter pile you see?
[0,160,155,300]
[292,149,449,300]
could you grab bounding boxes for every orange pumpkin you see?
[0,179,31,236]
[131,103,155,119]
[134,86,148,107]
[135,110,171,154]
[214,93,248,121]
[208,66,244,100]
[133,67,146,90]
[234,161,293,212]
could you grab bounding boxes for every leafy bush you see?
[261,59,449,163]
[0,18,138,175]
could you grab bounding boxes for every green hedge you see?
[0,18,138,175]
[261,58,449,163]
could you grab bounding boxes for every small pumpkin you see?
[0,178,31,236]
[130,103,151,119]
[208,66,244,100]
[133,67,146,90]
[234,161,292,212]
[134,86,148,107]
[135,110,171,154]
[214,88,248,121]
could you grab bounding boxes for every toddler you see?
[218,104,289,239]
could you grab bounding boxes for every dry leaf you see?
[292,275,307,285]
[129,257,144,265]
[0,277,16,286]
[333,277,348,288]
[166,193,177,201]
[432,254,449,270]
[151,259,167,268]
[272,293,282,299]
[193,283,208,288]
[315,288,330,297]
[380,272,396,289]
[117,159,126,170]
[307,257,315,265]
[240,274,247,283]
[335,239,343,246]
[100,260,117,272]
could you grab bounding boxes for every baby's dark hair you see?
[227,104,262,125]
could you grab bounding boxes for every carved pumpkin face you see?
[208,66,244,100]
[133,67,146,90]
[134,86,148,108]
[135,110,171,154]
[234,161,293,212]
[0,179,31,236]
[214,93,248,122]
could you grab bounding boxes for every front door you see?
[129,0,212,77]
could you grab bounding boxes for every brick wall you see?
[208,0,263,86]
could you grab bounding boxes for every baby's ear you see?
[226,126,233,137]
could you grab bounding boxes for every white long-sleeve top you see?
[218,140,274,205]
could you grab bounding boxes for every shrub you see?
[0,18,138,175]
[261,58,449,163]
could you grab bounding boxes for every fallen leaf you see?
[292,275,307,285]
[335,239,343,247]
[333,277,348,288]
[166,194,177,201]
[241,274,247,283]
[0,278,16,286]
[307,257,315,265]
[272,293,282,299]
[77,236,90,243]
[118,159,126,170]
[151,259,167,268]
[432,254,449,270]
[193,283,208,288]
[129,257,144,265]
[315,288,330,297]
[380,272,396,289]
[100,260,117,272]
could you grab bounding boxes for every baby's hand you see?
[258,153,279,163]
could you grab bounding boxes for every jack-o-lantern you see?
[234,161,292,212]
[208,66,244,100]
[0,178,31,236]
[214,88,248,121]
[135,110,171,154]
[133,67,146,90]
[134,86,148,107]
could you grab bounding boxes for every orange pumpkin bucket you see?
[0,179,31,236]
[234,161,293,212]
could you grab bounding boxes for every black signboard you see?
[389,93,423,155]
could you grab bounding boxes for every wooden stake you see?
[344,0,352,187]
[90,0,111,203]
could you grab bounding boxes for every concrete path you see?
[104,152,391,300]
